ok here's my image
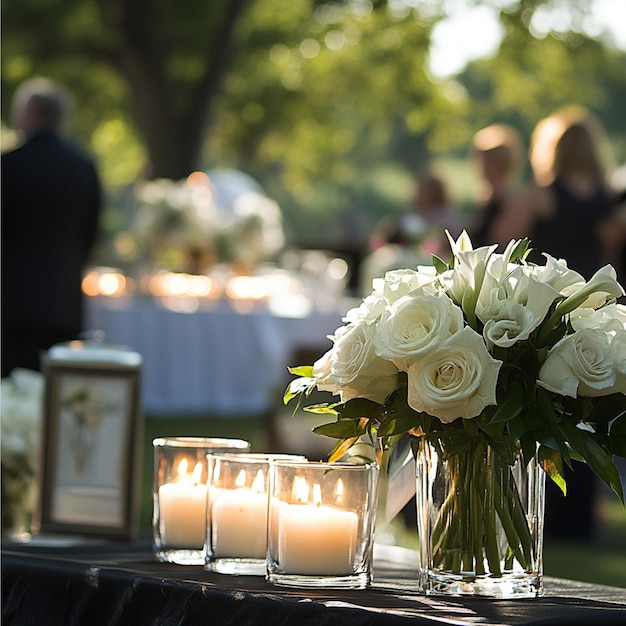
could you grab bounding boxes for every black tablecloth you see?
[2,537,626,625]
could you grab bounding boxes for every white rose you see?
[375,267,438,306]
[317,321,399,404]
[374,290,463,369]
[577,330,626,397]
[537,328,621,398]
[479,267,560,347]
[312,349,341,396]
[570,304,626,334]
[343,292,387,325]
[1,369,44,463]
[483,303,538,348]
[406,326,503,423]
[609,332,626,391]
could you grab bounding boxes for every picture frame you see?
[34,343,143,539]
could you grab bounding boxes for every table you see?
[84,297,349,416]
[3,538,626,625]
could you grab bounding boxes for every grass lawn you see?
[139,414,626,589]
[542,496,626,589]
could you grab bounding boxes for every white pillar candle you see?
[158,460,206,548]
[277,482,359,576]
[211,469,268,559]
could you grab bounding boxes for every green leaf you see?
[537,388,569,453]
[288,365,314,377]
[335,398,385,420]
[508,238,531,263]
[313,420,366,439]
[587,392,626,427]
[561,423,624,503]
[303,403,339,415]
[328,437,361,463]
[432,254,449,274]
[538,445,566,496]
[520,434,538,466]
[610,412,626,457]
[283,376,316,405]
[378,415,418,437]
[480,419,505,442]
[344,442,377,465]
[489,384,525,424]
[533,428,572,466]
[507,414,528,444]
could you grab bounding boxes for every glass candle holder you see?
[153,437,250,565]
[206,453,307,575]
[267,459,379,589]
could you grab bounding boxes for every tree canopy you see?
[2,0,625,245]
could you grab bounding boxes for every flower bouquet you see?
[1,369,44,536]
[134,175,285,275]
[285,232,626,598]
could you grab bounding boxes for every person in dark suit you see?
[1,77,102,377]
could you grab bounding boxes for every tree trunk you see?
[101,0,249,180]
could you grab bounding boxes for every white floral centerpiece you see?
[1,369,44,535]
[285,232,626,597]
[134,176,221,273]
[135,175,284,274]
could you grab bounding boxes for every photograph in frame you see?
[35,344,143,539]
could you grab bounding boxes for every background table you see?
[3,538,626,625]
[85,297,349,416]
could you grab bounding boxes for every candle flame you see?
[191,462,203,485]
[292,475,309,503]
[235,469,247,488]
[177,458,189,477]
[312,483,322,507]
[335,478,344,504]
[251,469,265,493]
[212,459,221,483]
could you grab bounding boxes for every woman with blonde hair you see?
[525,110,620,543]
[527,107,617,279]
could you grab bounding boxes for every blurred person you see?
[526,107,618,279]
[361,170,461,296]
[1,77,102,377]
[601,175,626,295]
[469,123,526,249]
[525,108,619,542]
[372,170,462,253]
[332,192,371,295]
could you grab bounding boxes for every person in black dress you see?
[526,108,620,541]
[527,112,616,278]
[1,77,102,377]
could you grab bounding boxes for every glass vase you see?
[415,436,545,598]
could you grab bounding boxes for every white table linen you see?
[84,297,346,416]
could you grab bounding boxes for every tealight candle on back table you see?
[207,453,306,575]
[267,459,379,589]
[153,437,250,565]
